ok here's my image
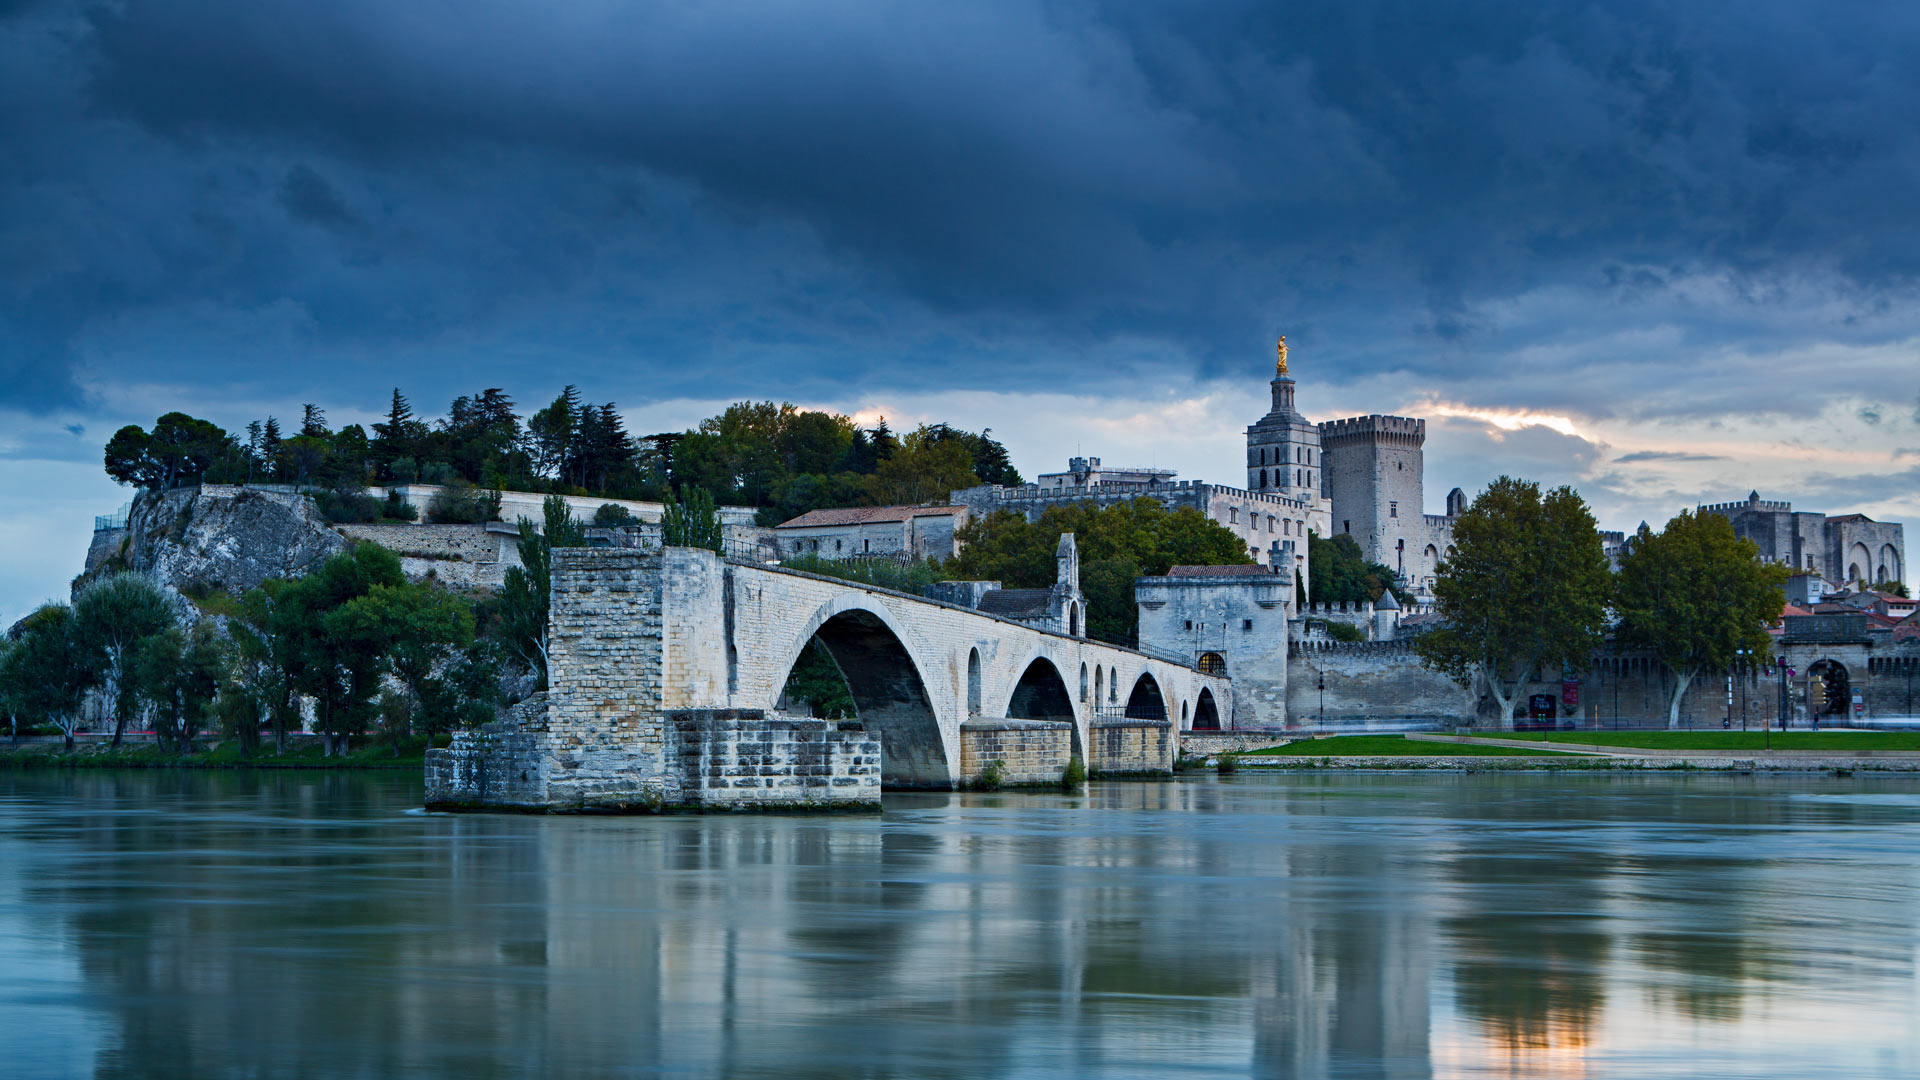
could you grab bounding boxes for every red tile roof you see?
[777,505,966,528]
[1164,564,1275,578]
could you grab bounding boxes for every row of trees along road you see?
[104,393,1022,529]
[1415,477,1789,729]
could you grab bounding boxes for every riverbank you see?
[1223,733,1920,773]
[0,739,431,770]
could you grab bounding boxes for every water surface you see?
[4,769,1918,1078]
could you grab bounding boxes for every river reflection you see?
[4,771,1919,1078]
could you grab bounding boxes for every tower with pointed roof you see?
[1245,338,1324,498]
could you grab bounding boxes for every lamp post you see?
[1318,671,1326,728]
[1734,647,1752,731]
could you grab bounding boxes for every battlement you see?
[1700,493,1792,514]
[1317,414,1426,446]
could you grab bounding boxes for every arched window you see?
[1198,652,1227,676]
[1259,469,1267,488]
[1080,663,1089,702]
[1069,603,1080,636]
[1095,666,1103,705]
[966,649,982,716]
[1109,667,1118,702]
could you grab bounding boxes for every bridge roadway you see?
[544,546,1232,792]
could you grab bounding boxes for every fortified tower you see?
[1318,414,1426,582]
[1245,337,1324,498]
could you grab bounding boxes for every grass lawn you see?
[0,738,433,769]
[1457,730,1920,752]
[1242,735,1576,757]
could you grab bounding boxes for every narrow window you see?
[1389,502,1398,518]
[1242,618,1253,631]
[1259,469,1267,488]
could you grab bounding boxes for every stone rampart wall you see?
[1179,731,1298,756]
[336,523,506,562]
[1286,644,1476,727]
[959,719,1073,785]
[1089,719,1172,775]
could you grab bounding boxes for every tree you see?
[528,386,582,482]
[866,426,981,505]
[1309,532,1409,604]
[300,404,329,438]
[104,413,233,489]
[332,584,478,746]
[372,387,422,471]
[132,623,229,752]
[246,544,408,755]
[1414,478,1612,730]
[950,497,1251,645]
[426,480,503,523]
[1,605,91,749]
[498,496,588,690]
[1615,510,1789,728]
[72,573,178,746]
[593,503,639,527]
[662,486,724,552]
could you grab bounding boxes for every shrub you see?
[1323,620,1366,643]
[593,502,640,527]
[975,759,1006,791]
[313,488,382,524]
[427,482,502,524]
[382,490,418,522]
[1216,752,1240,774]
[1061,755,1087,789]
[781,553,951,594]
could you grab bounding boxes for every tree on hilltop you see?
[1414,477,1612,729]
[1615,510,1789,728]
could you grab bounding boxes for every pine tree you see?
[261,417,283,478]
[300,404,328,438]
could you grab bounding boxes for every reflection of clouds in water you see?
[6,771,1920,1076]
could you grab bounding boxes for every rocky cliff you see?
[82,485,347,600]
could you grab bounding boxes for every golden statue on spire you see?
[1275,335,1289,376]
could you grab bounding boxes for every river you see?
[3,769,1917,1078]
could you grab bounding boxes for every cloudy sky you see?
[4,0,1919,623]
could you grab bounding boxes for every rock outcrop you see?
[81,485,347,600]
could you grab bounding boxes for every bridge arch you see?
[1192,687,1221,730]
[771,593,952,788]
[1125,671,1170,720]
[1006,655,1082,756]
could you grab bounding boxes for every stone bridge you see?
[428,547,1231,811]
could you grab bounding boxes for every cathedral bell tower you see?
[1244,336,1322,497]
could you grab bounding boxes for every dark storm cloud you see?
[7,0,1920,417]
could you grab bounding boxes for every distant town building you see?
[1698,491,1905,587]
[774,504,969,562]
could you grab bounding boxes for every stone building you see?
[774,504,969,562]
[1698,491,1905,587]
[1135,563,1294,728]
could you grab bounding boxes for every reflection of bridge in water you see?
[429,547,1231,810]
